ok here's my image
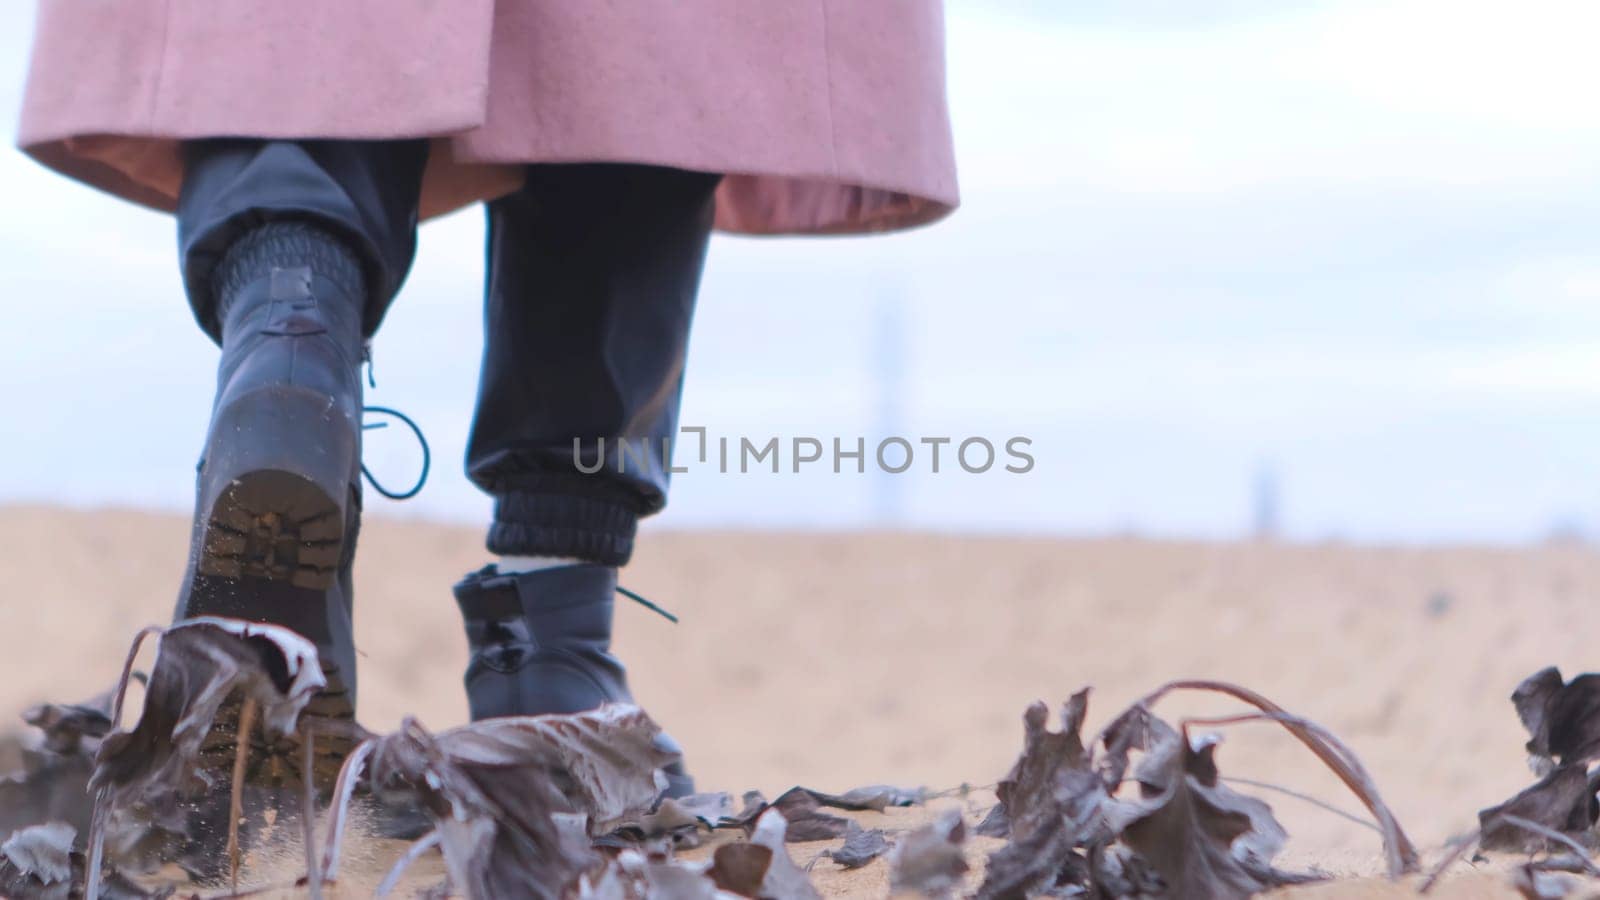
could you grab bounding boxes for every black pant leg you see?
[469,164,722,565]
[177,139,429,340]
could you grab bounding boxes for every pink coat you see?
[16,0,958,235]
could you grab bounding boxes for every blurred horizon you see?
[8,0,1600,547]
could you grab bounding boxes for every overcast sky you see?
[6,0,1600,544]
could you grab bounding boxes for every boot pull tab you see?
[615,585,679,624]
[263,265,328,336]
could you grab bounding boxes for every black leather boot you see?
[454,564,694,796]
[175,222,367,726]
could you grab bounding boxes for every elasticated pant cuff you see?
[488,490,640,566]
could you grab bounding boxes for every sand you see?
[3,504,1596,897]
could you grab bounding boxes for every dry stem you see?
[227,697,260,892]
[1120,678,1420,876]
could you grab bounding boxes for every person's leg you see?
[467,163,721,564]
[179,139,426,338]
[455,163,720,791]
[173,139,428,723]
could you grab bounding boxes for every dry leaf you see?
[23,690,117,756]
[717,785,922,841]
[618,798,705,842]
[0,740,95,845]
[82,618,326,894]
[722,791,770,830]
[974,804,1009,838]
[433,706,675,834]
[611,793,735,850]
[974,682,1409,897]
[749,810,822,900]
[1115,679,1417,877]
[1089,843,1164,897]
[1097,702,1157,791]
[0,683,133,842]
[820,827,890,870]
[1513,668,1600,771]
[580,849,748,900]
[974,694,1112,900]
[335,706,671,900]
[3,823,75,886]
[1111,722,1311,900]
[1509,862,1582,900]
[581,860,636,900]
[889,809,968,899]
[362,717,597,900]
[0,823,163,900]
[998,695,1090,834]
[975,776,1101,900]
[644,860,728,900]
[1479,765,1600,852]
[792,785,925,812]
[708,842,774,896]
[672,792,737,827]
[768,788,853,842]
[90,617,324,806]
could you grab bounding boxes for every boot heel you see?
[196,385,359,589]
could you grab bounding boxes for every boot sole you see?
[190,385,360,723]
[197,386,357,590]
[198,469,344,588]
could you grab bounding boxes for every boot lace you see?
[615,585,679,623]
[359,343,430,500]
[360,406,431,500]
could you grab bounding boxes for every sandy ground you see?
[3,504,1598,897]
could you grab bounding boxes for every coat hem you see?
[19,133,958,236]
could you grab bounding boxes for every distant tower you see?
[1252,460,1280,540]
[872,289,908,525]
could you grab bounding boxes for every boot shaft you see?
[455,563,621,650]
[213,222,366,342]
[210,222,367,420]
[453,564,632,718]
